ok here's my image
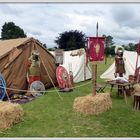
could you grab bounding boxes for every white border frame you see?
[0,0,140,2]
[0,1,140,140]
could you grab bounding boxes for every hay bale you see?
[0,101,24,129]
[133,84,140,93]
[73,93,112,116]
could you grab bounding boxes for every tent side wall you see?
[2,41,33,93]
[50,49,92,83]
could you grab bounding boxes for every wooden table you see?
[107,80,135,104]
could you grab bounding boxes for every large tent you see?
[50,48,92,83]
[0,37,57,94]
[100,50,139,80]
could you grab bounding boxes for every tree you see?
[102,34,115,56]
[48,47,56,51]
[55,30,86,51]
[128,43,138,51]
[122,43,138,52]
[103,35,114,48]
[1,22,27,39]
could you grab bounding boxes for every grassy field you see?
[1,57,140,137]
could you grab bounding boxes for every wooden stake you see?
[105,54,107,64]
[92,64,97,96]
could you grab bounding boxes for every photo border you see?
[0,0,140,3]
[0,0,140,140]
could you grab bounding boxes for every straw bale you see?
[0,101,24,129]
[133,84,140,93]
[73,93,112,116]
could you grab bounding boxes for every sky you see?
[0,3,140,48]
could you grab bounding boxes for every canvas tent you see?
[0,37,57,94]
[100,50,139,80]
[50,48,92,83]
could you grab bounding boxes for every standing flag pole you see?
[96,22,98,37]
[92,22,98,96]
[86,37,89,65]
[105,37,107,65]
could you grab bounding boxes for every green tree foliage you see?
[103,34,115,55]
[106,45,116,55]
[122,42,140,54]
[55,30,86,51]
[1,22,27,39]
[48,47,56,51]
[123,43,138,52]
[103,35,114,47]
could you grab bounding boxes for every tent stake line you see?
[0,81,92,94]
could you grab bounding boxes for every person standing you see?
[115,48,126,77]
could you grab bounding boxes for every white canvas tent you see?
[100,50,140,80]
[50,49,92,83]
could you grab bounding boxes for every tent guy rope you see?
[35,45,63,100]
[0,81,92,94]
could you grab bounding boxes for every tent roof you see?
[0,37,34,58]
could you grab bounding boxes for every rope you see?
[5,87,11,101]
[35,46,63,100]
[72,81,91,89]
[0,80,92,93]
[1,80,130,102]
[0,86,46,93]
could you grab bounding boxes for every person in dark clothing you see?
[115,48,125,77]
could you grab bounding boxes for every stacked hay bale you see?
[73,93,112,116]
[0,101,24,129]
[133,84,140,93]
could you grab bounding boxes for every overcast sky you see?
[0,3,140,48]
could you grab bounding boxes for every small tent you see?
[100,50,139,80]
[50,48,92,83]
[0,37,57,94]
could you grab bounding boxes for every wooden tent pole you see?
[92,64,97,96]
[105,54,107,64]
[92,22,98,96]
[84,52,86,81]
[135,52,139,81]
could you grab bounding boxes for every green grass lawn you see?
[1,57,140,137]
